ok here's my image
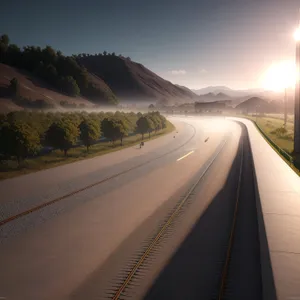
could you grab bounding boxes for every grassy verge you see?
[262,113,294,124]
[234,114,300,175]
[0,121,175,180]
[246,116,294,152]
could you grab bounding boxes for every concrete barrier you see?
[229,117,300,300]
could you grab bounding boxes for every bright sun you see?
[294,27,300,41]
[262,60,297,92]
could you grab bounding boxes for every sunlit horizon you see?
[260,60,297,92]
[294,27,300,41]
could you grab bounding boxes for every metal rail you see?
[218,140,244,299]
[111,138,228,300]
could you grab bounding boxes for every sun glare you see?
[294,27,300,41]
[262,61,297,92]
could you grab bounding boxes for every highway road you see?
[0,116,262,300]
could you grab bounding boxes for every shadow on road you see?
[70,125,276,300]
[143,125,277,300]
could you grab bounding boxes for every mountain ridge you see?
[192,86,266,98]
[77,55,199,104]
[0,47,200,112]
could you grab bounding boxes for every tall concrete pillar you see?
[294,41,300,153]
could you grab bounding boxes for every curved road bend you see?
[0,117,260,300]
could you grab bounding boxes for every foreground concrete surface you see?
[2,115,298,300]
[0,117,241,300]
[230,117,300,300]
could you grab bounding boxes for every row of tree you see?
[0,34,117,104]
[72,52,131,60]
[0,111,167,164]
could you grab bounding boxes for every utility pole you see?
[256,105,259,123]
[295,16,300,153]
[284,88,288,128]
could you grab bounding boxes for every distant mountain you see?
[235,97,276,112]
[192,86,232,95]
[197,92,232,102]
[78,55,198,105]
[215,92,231,100]
[193,86,266,98]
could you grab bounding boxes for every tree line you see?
[0,34,117,105]
[0,111,167,164]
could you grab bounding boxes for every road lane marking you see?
[177,150,194,161]
[0,123,197,227]
[111,139,228,300]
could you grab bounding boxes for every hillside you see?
[77,55,199,104]
[0,64,101,112]
[0,33,121,112]
[235,97,271,112]
[175,84,196,94]
[0,35,200,112]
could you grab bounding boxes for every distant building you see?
[194,100,230,113]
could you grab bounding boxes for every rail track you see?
[109,138,229,300]
[108,125,261,300]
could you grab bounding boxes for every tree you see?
[136,116,154,140]
[45,120,79,156]
[42,45,57,65]
[9,78,20,98]
[36,63,58,84]
[148,113,162,133]
[115,118,129,145]
[101,118,128,145]
[58,76,80,96]
[5,44,22,66]
[79,119,100,151]
[45,64,58,82]
[0,34,9,46]
[22,46,43,72]
[148,104,155,111]
[0,34,10,62]
[155,112,167,129]
[146,117,154,138]
[0,121,40,165]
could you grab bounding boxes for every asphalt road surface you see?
[0,116,261,300]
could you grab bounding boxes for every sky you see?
[1,0,299,90]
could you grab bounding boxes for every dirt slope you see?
[0,64,108,112]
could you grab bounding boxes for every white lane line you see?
[177,150,194,161]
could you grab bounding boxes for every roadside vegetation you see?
[240,114,300,174]
[0,110,173,180]
[251,116,294,153]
